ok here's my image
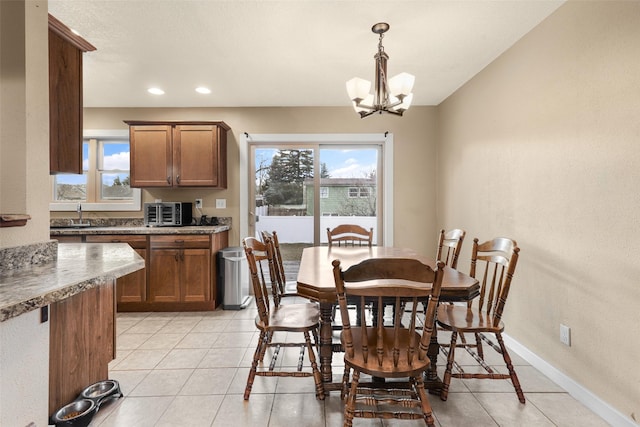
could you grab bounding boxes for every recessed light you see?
[148,87,165,95]
[195,87,211,94]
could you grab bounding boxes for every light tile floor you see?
[89,300,612,427]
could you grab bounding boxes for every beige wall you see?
[437,1,640,419]
[0,0,50,249]
[82,106,439,251]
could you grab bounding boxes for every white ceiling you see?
[48,0,564,108]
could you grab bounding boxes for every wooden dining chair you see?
[436,228,466,269]
[436,237,524,403]
[327,224,375,327]
[327,224,373,247]
[241,237,324,400]
[332,257,445,427]
[260,230,298,299]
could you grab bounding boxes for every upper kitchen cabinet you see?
[125,121,230,188]
[48,14,96,174]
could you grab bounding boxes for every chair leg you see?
[475,332,484,360]
[496,332,526,403]
[344,369,359,427]
[245,331,267,400]
[341,365,351,400]
[258,330,271,362]
[414,375,436,427]
[304,330,325,400]
[441,330,458,401]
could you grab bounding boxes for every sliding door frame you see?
[240,133,394,246]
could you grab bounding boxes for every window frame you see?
[49,129,141,212]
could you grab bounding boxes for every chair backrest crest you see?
[327,224,373,247]
[332,257,444,368]
[469,237,520,323]
[436,228,466,269]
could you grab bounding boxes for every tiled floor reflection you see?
[91,301,611,426]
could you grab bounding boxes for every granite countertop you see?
[0,243,144,322]
[49,225,230,236]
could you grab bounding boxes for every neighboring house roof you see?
[304,178,375,186]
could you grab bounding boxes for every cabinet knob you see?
[176,174,181,184]
[167,176,171,184]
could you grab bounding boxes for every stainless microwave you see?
[144,202,193,226]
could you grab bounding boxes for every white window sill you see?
[50,189,142,212]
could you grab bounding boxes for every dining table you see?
[296,245,480,392]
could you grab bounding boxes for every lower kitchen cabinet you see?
[51,230,229,311]
[85,235,147,304]
[49,281,115,414]
[149,235,211,305]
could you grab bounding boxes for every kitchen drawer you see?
[150,235,210,249]
[86,234,147,249]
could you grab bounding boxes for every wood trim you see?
[123,120,231,131]
[0,214,31,227]
[116,301,215,312]
[48,14,96,52]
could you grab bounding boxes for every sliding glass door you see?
[249,143,381,252]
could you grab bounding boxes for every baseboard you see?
[503,334,637,427]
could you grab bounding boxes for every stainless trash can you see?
[218,247,251,310]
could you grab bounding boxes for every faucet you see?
[77,203,84,224]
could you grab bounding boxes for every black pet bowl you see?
[50,398,97,427]
[81,379,122,407]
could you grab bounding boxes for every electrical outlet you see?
[560,324,571,346]
[195,198,203,209]
[216,198,226,209]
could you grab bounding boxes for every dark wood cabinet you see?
[48,14,96,174]
[125,121,230,188]
[85,235,147,304]
[51,230,229,311]
[49,281,115,414]
[149,235,211,304]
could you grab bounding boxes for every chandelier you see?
[346,23,415,118]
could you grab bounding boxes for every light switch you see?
[216,199,226,209]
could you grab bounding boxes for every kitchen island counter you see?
[0,243,144,322]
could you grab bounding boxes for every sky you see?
[255,147,378,179]
[58,144,379,186]
[57,142,130,186]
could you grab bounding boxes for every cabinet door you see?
[173,125,222,187]
[182,248,211,302]
[130,125,173,187]
[118,248,147,303]
[149,249,181,302]
[49,29,83,174]
[85,235,148,303]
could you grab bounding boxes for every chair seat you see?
[342,327,431,378]
[255,302,320,332]
[437,304,504,333]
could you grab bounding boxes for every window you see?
[50,130,141,212]
[320,187,329,198]
[348,187,371,198]
[359,187,371,198]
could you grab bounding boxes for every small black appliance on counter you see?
[144,202,192,226]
